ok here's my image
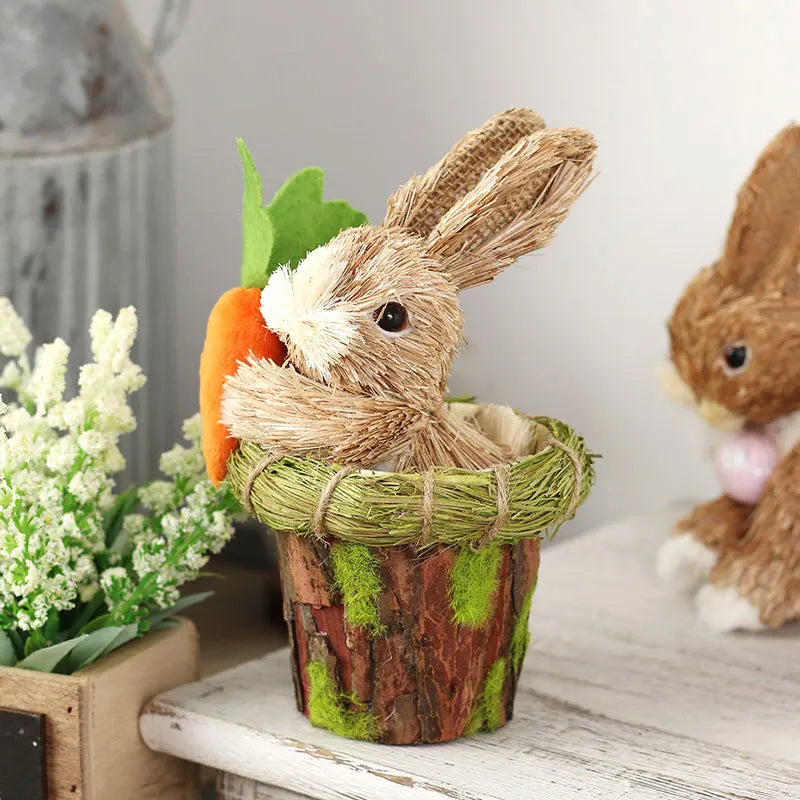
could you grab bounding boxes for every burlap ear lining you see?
[395,112,545,238]
[241,436,582,550]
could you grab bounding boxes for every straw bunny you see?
[658,124,800,631]
[220,109,596,473]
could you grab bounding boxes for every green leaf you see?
[65,589,107,639]
[68,624,139,672]
[43,609,59,644]
[78,613,115,635]
[146,590,214,629]
[7,629,24,660]
[67,627,123,671]
[104,486,139,549]
[237,139,368,289]
[238,138,277,289]
[0,630,17,667]
[98,623,140,659]
[16,635,87,673]
[24,630,44,657]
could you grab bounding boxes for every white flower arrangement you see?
[0,299,238,673]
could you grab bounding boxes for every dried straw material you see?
[222,110,596,476]
[223,355,513,472]
[384,108,546,238]
[663,123,800,630]
[427,128,596,290]
[226,405,595,549]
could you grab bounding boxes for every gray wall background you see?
[131,0,799,533]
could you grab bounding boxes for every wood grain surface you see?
[0,618,200,799]
[140,509,800,799]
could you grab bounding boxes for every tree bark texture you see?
[274,531,540,744]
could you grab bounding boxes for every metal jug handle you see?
[150,0,191,57]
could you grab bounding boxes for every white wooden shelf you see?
[140,509,800,799]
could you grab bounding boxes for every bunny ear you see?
[424,128,596,290]
[720,124,800,295]
[383,108,545,237]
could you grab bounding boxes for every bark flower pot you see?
[0,618,200,800]
[276,532,540,744]
[227,408,595,744]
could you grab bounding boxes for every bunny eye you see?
[722,343,750,374]
[373,302,409,335]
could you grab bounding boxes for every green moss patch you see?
[306,661,379,741]
[330,542,386,636]
[464,657,507,735]
[510,581,536,674]
[449,543,503,627]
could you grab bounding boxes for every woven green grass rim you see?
[226,409,596,548]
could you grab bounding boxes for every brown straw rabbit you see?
[222,109,596,473]
[658,124,800,631]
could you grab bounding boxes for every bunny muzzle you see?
[659,359,800,503]
[259,242,362,383]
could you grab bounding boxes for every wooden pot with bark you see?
[200,108,597,743]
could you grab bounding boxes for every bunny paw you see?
[656,533,717,591]
[695,584,765,632]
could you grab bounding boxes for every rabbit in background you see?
[222,109,596,473]
[658,124,800,632]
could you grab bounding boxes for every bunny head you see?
[259,227,461,412]
[665,125,800,428]
[258,109,596,411]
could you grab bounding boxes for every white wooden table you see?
[140,509,800,799]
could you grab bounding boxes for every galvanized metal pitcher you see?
[0,0,190,484]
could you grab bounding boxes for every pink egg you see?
[714,431,780,504]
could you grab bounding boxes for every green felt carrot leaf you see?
[238,139,276,289]
[237,139,369,289]
[267,168,369,275]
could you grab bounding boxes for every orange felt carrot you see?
[199,287,286,485]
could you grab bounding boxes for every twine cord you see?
[545,437,583,524]
[420,469,436,545]
[242,451,276,514]
[243,454,355,541]
[470,464,510,551]
[313,467,355,539]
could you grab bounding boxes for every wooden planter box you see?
[0,618,200,800]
